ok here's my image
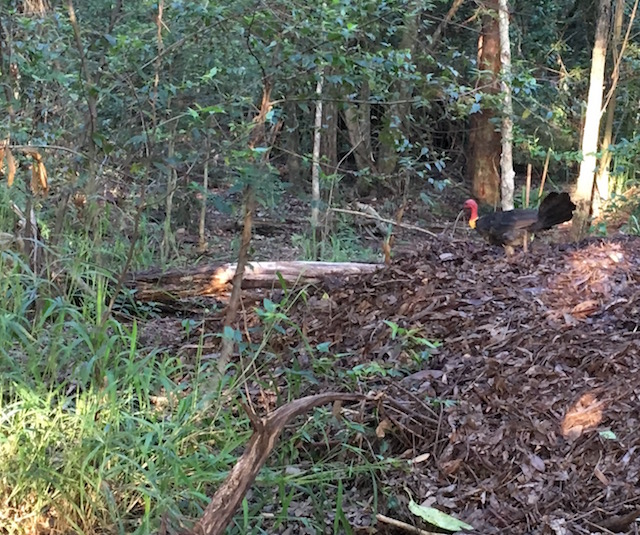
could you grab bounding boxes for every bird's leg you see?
[504,244,515,256]
[523,231,529,253]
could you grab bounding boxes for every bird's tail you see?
[534,192,576,230]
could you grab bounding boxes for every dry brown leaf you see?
[593,466,609,486]
[375,417,393,438]
[382,239,392,266]
[409,452,431,464]
[22,149,48,194]
[570,300,600,318]
[561,392,604,439]
[331,399,343,419]
[440,459,463,476]
[6,148,16,187]
[32,162,48,194]
[127,235,640,535]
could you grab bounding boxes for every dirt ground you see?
[279,234,640,534]
[141,194,640,534]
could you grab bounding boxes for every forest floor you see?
[286,235,640,535]
[135,190,640,535]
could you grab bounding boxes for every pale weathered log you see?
[127,261,383,302]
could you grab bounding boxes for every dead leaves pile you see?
[286,235,640,534]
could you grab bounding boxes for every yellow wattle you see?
[469,217,477,229]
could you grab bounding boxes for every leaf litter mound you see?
[282,235,640,534]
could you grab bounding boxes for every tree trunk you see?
[311,74,323,253]
[20,0,50,14]
[498,0,515,211]
[360,81,373,166]
[216,82,273,380]
[572,0,611,240]
[161,127,178,263]
[151,0,164,132]
[198,158,209,252]
[0,18,18,121]
[467,0,502,207]
[343,81,377,178]
[593,0,624,214]
[217,184,254,377]
[284,102,303,190]
[67,0,98,191]
[321,99,338,175]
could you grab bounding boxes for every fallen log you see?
[126,261,383,302]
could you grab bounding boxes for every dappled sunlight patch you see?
[560,392,605,440]
[0,495,60,535]
[543,240,635,325]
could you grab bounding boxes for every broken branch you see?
[188,392,366,535]
[331,207,439,238]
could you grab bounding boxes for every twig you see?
[428,0,464,52]
[331,208,439,238]
[100,186,146,328]
[216,184,255,377]
[376,514,442,535]
[215,80,271,379]
[601,0,639,114]
[10,144,139,183]
[451,209,465,236]
[354,202,389,235]
[525,163,532,208]
[599,507,640,532]
[524,164,531,252]
[271,96,422,106]
[538,148,551,199]
[66,0,98,145]
[383,380,440,423]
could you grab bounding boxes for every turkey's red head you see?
[463,199,479,229]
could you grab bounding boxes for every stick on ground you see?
[376,514,443,535]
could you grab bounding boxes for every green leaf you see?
[222,325,238,341]
[383,320,399,339]
[599,430,617,440]
[197,104,225,114]
[408,500,473,532]
[202,67,218,80]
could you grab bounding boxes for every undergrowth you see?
[292,219,380,263]
[0,176,449,534]
[0,206,430,534]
